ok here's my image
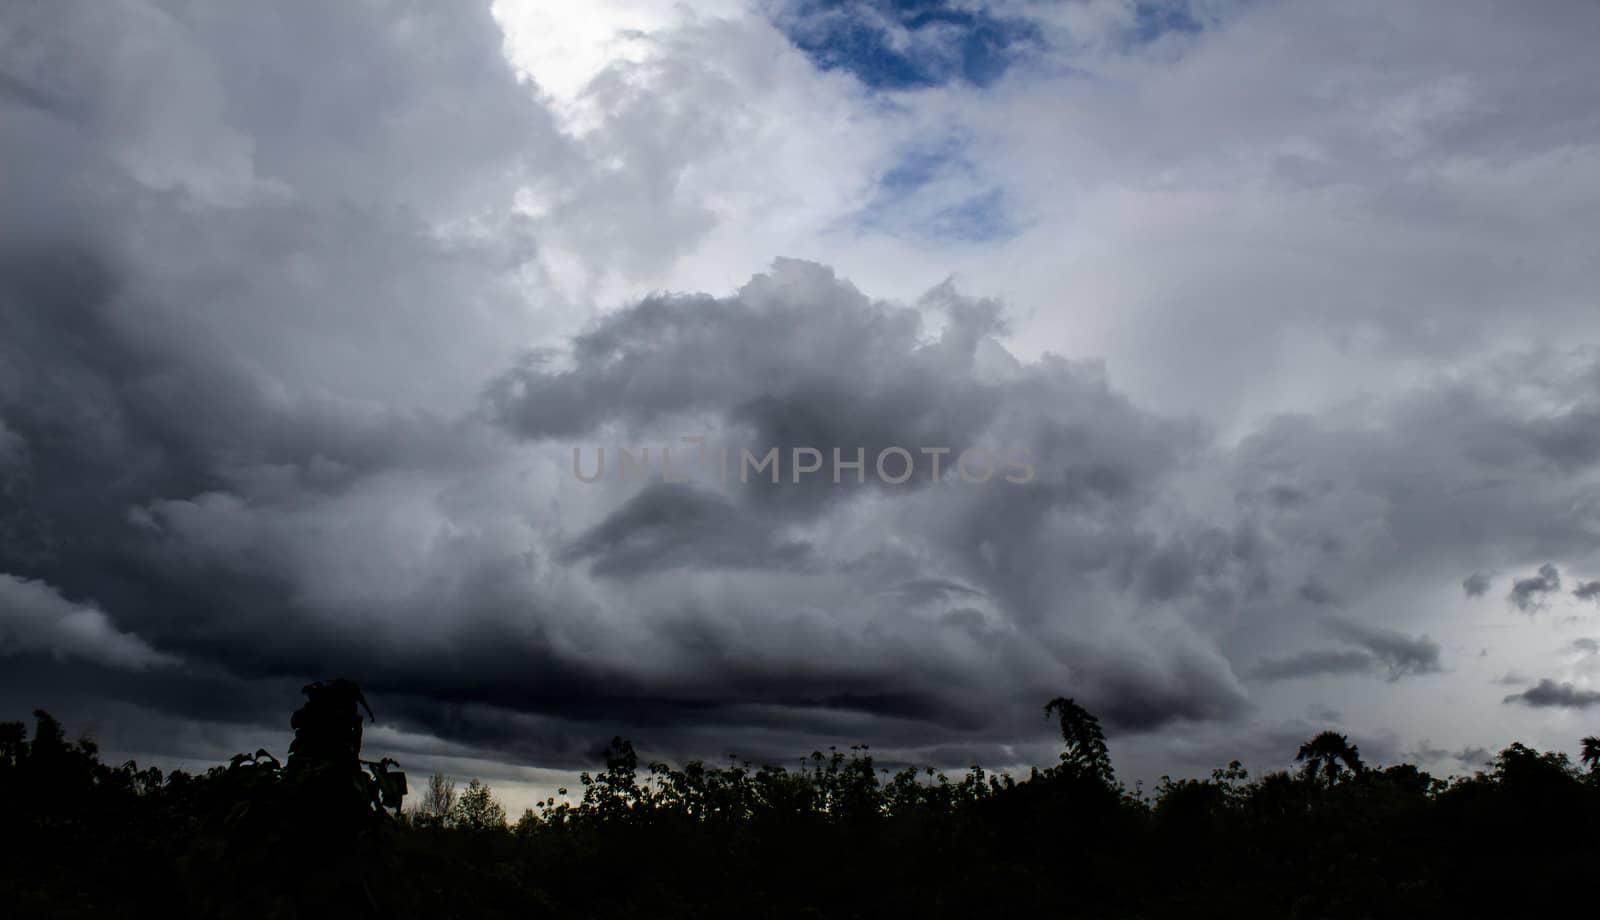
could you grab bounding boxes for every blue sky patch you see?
[774,0,1042,90]
[849,139,1017,242]
[1131,1,1206,44]
[923,187,1012,241]
[877,145,957,195]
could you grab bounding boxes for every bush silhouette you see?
[2,686,1598,918]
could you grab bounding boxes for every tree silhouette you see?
[1044,696,1113,783]
[1581,735,1599,776]
[415,771,458,826]
[7,690,1600,917]
[454,778,507,830]
[1295,730,1364,788]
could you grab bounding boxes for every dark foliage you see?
[2,689,1598,919]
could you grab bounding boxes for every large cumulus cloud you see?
[5,0,1600,792]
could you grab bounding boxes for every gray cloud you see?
[0,574,178,670]
[1503,679,1600,709]
[1324,619,1444,681]
[1509,564,1562,612]
[560,483,812,576]
[885,578,985,607]
[1250,619,1442,683]
[1572,580,1600,602]
[488,264,1018,480]
[486,258,1257,736]
[1252,649,1375,681]
[1297,578,1342,606]
[1462,572,1491,598]
[1306,704,1343,723]
[1408,741,1492,771]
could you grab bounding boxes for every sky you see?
[2,0,1599,815]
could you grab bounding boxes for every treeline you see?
[2,700,1599,918]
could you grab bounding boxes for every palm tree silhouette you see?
[1581,735,1600,775]
[1295,731,1364,788]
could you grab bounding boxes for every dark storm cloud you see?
[0,236,1263,763]
[467,251,1299,745]
[1509,564,1561,612]
[1572,580,1600,602]
[7,0,1600,784]
[1251,619,1441,683]
[0,0,573,743]
[560,483,812,575]
[1502,679,1600,710]
[12,210,1593,771]
[0,654,298,740]
[1297,578,1342,606]
[1528,406,1600,471]
[486,257,1260,737]
[1324,619,1443,681]
[883,578,984,606]
[1,32,1263,762]
[1462,572,1491,598]
[487,263,1015,499]
[1252,649,1374,680]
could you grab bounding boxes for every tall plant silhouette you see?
[1044,697,1113,784]
[1295,731,1364,788]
